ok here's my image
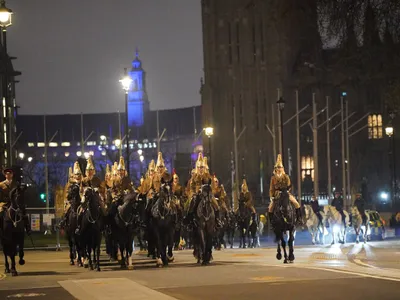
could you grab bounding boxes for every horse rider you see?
[212,176,229,214]
[172,170,184,208]
[152,152,172,193]
[310,195,323,226]
[75,157,103,235]
[354,193,367,225]
[268,154,302,225]
[0,168,31,235]
[331,192,346,226]
[59,163,82,228]
[187,152,222,228]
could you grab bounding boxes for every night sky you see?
[8,0,203,115]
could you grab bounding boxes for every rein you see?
[7,205,22,228]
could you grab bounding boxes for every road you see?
[1,239,400,299]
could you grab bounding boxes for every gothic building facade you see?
[200,0,400,209]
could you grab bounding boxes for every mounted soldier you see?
[237,179,256,215]
[187,153,222,228]
[310,195,323,226]
[59,163,82,228]
[212,176,229,214]
[268,154,302,225]
[353,193,367,225]
[331,191,346,226]
[0,168,31,235]
[152,152,172,193]
[75,157,103,234]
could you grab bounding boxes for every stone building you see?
[200,0,400,209]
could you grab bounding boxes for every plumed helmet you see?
[117,156,125,170]
[156,152,165,167]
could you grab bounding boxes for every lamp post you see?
[385,115,396,209]
[277,96,285,163]
[204,126,214,171]
[119,68,132,176]
[0,0,12,166]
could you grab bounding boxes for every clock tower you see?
[127,48,149,127]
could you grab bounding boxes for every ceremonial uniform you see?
[187,153,222,227]
[213,177,229,213]
[0,168,31,234]
[152,152,172,193]
[76,157,105,234]
[332,192,346,225]
[268,154,302,224]
[237,179,256,214]
[354,193,367,225]
[310,197,323,225]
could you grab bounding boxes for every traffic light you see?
[40,193,46,203]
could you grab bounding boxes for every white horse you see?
[304,205,325,245]
[350,206,370,243]
[323,205,350,244]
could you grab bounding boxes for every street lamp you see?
[100,135,107,141]
[27,157,33,162]
[18,152,24,160]
[386,116,396,209]
[277,96,285,163]
[119,68,132,176]
[204,126,214,171]
[0,1,12,166]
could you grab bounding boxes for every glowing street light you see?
[119,67,132,176]
[204,127,214,137]
[27,157,33,162]
[385,125,394,137]
[18,152,24,160]
[76,151,82,157]
[100,135,107,141]
[137,149,143,155]
[114,139,121,147]
[139,155,144,162]
[0,0,13,28]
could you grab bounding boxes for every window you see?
[301,156,314,181]
[228,22,233,64]
[252,23,256,63]
[28,142,35,147]
[236,23,240,62]
[37,142,45,147]
[259,20,265,62]
[49,142,58,147]
[239,94,243,129]
[87,141,96,146]
[368,114,382,139]
[61,142,70,147]
[254,98,259,131]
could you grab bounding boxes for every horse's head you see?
[304,205,312,218]
[351,206,359,216]
[68,183,81,205]
[9,185,26,214]
[200,178,212,200]
[160,177,173,200]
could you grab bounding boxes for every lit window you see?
[61,142,70,147]
[37,142,45,147]
[368,114,383,139]
[28,142,35,147]
[87,141,96,146]
[49,142,58,147]
[301,156,314,181]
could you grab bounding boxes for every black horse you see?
[236,200,251,248]
[133,193,147,252]
[151,178,176,267]
[1,186,27,276]
[113,192,137,269]
[79,187,103,271]
[248,213,259,248]
[214,208,228,250]
[271,189,296,264]
[64,183,83,266]
[226,210,236,248]
[194,180,215,265]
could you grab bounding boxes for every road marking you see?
[7,293,46,298]
[274,264,400,282]
[0,273,5,280]
[232,253,261,257]
[353,259,378,269]
[251,276,283,282]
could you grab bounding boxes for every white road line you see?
[353,258,378,269]
[273,264,400,282]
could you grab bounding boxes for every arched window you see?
[368,114,382,139]
[301,155,314,181]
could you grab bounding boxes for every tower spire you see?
[135,47,139,59]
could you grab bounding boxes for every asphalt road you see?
[1,239,400,299]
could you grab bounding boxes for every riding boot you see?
[349,214,353,227]
[23,215,32,236]
[268,212,274,228]
[295,208,303,226]
[75,211,83,235]
[215,210,223,229]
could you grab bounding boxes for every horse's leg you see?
[4,252,10,273]
[10,252,18,276]
[18,234,25,266]
[96,240,101,272]
[167,227,175,262]
[276,237,282,260]
[288,229,295,262]
[282,236,288,264]
[88,245,94,271]
[69,238,75,265]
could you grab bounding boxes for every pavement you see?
[1,239,400,299]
